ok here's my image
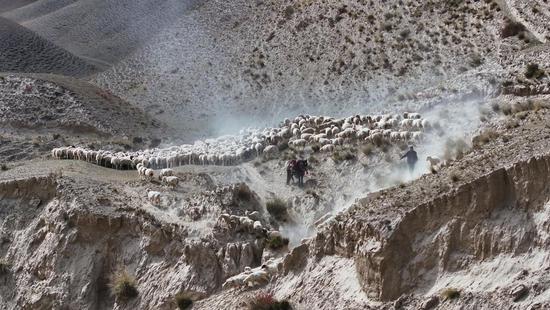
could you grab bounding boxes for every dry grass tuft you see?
[110,269,138,301]
[441,288,460,300]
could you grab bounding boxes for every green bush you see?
[110,270,138,301]
[266,198,288,221]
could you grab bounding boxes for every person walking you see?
[401,146,418,173]
[295,159,308,187]
[286,159,297,185]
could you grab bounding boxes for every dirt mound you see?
[0,17,95,76]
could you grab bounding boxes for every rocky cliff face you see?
[0,173,272,309]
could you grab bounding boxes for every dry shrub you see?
[505,118,519,129]
[266,198,288,221]
[332,150,356,162]
[500,102,512,115]
[248,292,292,310]
[515,111,528,120]
[450,172,460,183]
[441,288,460,300]
[110,269,138,301]
[266,235,290,250]
[501,20,525,38]
[308,155,319,164]
[175,293,193,310]
[362,143,375,156]
[0,259,10,275]
[473,129,499,147]
[236,184,252,201]
[525,63,545,79]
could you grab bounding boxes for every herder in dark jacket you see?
[286,159,297,185]
[295,159,308,187]
[401,146,418,173]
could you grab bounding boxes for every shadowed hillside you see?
[0,17,95,76]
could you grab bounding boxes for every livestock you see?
[159,168,174,179]
[320,144,335,152]
[162,176,179,187]
[51,110,432,170]
[147,190,161,206]
[426,156,441,168]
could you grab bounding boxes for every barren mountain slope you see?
[0,17,95,76]
[93,0,548,142]
[2,0,204,67]
[0,0,35,13]
[0,73,167,162]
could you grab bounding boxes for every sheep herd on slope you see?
[51,112,436,171]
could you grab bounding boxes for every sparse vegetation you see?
[305,189,320,201]
[500,102,512,115]
[236,185,252,201]
[500,20,525,38]
[450,172,460,183]
[175,293,193,310]
[0,259,10,275]
[505,118,519,129]
[332,150,356,162]
[248,292,292,310]
[310,144,320,153]
[473,129,499,147]
[266,235,290,250]
[110,269,139,301]
[441,288,461,300]
[1,164,8,171]
[525,63,545,79]
[266,198,288,221]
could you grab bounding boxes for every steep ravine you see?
[313,142,550,302]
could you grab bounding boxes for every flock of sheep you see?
[51,112,434,172]
[217,211,284,289]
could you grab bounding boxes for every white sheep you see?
[222,272,249,289]
[147,190,161,206]
[320,144,335,152]
[243,269,270,287]
[263,145,278,157]
[159,168,174,178]
[253,221,263,232]
[245,210,261,221]
[426,156,441,168]
[291,139,307,148]
[162,176,179,187]
[267,230,282,239]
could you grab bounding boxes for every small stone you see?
[510,284,529,302]
[420,295,439,310]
